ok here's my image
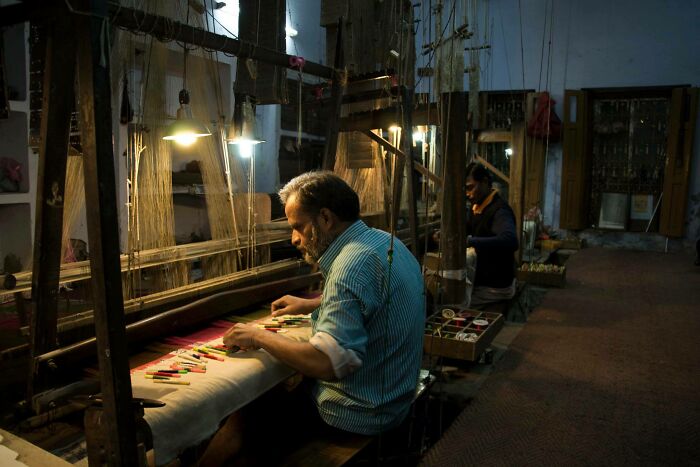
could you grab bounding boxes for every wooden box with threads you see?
[423,309,504,362]
[516,263,566,288]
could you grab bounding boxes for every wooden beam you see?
[34,273,322,371]
[509,123,527,262]
[0,3,334,79]
[474,155,510,184]
[340,103,440,132]
[75,1,138,464]
[361,130,443,186]
[27,10,76,399]
[390,147,406,235]
[21,260,305,336]
[475,129,512,143]
[3,232,290,299]
[7,261,309,360]
[440,92,467,303]
[400,88,419,256]
[322,18,345,171]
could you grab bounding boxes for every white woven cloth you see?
[131,325,311,465]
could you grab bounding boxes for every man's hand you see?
[271,295,320,317]
[223,323,262,350]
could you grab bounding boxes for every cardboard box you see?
[424,309,503,361]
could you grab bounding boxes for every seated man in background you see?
[199,171,425,466]
[464,162,519,306]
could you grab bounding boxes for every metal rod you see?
[646,193,663,232]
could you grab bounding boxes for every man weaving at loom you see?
[199,171,425,466]
[463,162,519,306]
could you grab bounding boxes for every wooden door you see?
[559,90,590,230]
[659,87,698,237]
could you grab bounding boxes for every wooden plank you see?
[389,141,406,235]
[27,9,76,399]
[474,155,509,184]
[34,273,322,370]
[524,92,546,211]
[559,90,590,230]
[0,429,73,467]
[281,434,372,467]
[19,260,304,337]
[74,0,139,464]
[524,136,546,211]
[6,262,309,360]
[3,231,290,300]
[322,18,345,171]
[476,129,512,143]
[659,87,698,237]
[340,103,440,131]
[440,92,467,303]
[360,130,442,186]
[509,123,526,261]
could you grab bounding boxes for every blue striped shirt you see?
[311,220,425,435]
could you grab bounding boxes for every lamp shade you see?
[227,98,264,144]
[162,90,212,146]
[162,118,212,146]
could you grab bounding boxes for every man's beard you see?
[300,222,335,264]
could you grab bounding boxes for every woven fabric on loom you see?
[131,316,311,465]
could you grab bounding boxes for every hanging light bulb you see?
[228,96,265,155]
[163,27,211,147]
[237,142,254,158]
[163,89,212,146]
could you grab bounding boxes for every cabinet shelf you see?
[8,99,29,113]
[0,193,31,205]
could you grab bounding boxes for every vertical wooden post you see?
[322,18,344,171]
[659,87,698,237]
[75,0,139,464]
[440,92,467,303]
[510,122,527,262]
[27,11,76,401]
[400,88,419,256]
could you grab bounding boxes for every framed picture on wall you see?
[598,192,628,230]
[630,194,654,221]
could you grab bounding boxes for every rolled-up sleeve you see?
[310,332,363,379]
[313,250,384,364]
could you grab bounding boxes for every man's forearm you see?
[253,330,335,381]
[304,295,323,312]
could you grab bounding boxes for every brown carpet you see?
[422,247,700,466]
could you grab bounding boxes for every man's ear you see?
[317,208,335,231]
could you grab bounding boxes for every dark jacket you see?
[466,192,519,288]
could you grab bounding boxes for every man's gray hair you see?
[279,171,360,222]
